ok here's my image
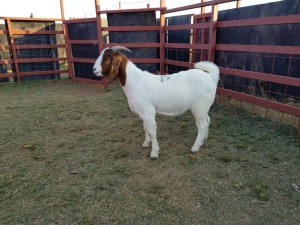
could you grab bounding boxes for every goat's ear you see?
[106,55,122,82]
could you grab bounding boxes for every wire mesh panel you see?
[73,62,98,80]
[0,22,12,82]
[68,22,98,40]
[66,20,100,81]
[212,0,300,134]
[215,52,300,103]
[9,20,60,81]
[165,14,192,74]
[193,14,211,62]
[71,44,99,59]
[107,11,159,73]
[215,0,300,107]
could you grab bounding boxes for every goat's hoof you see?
[150,155,158,160]
[150,152,159,159]
[191,147,200,153]
[142,143,150,148]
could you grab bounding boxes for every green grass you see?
[0,79,299,225]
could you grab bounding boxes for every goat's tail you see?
[194,61,220,85]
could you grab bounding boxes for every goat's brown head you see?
[93,46,131,86]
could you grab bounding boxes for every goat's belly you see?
[155,104,189,116]
[152,94,201,116]
[157,110,187,116]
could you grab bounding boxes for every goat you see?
[93,46,219,159]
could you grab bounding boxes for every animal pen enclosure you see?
[0,0,300,134]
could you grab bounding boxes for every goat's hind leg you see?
[191,109,210,153]
[142,124,151,148]
[204,114,210,140]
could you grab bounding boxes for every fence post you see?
[298,120,300,136]
[208,4,218,62]
[95,0,104,54]
[94,0,108,86]
[201,0,206,61]
[6,19,21,84]
[201,0,206,14]
[159,0,166,74]
[60,0,74,80]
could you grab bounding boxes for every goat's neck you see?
[121,61,144,92]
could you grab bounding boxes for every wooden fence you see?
[0,18,68,83]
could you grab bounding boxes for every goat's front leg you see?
[142,116,159,159]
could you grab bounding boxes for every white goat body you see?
[123,61,218,117]
[93,47,219,158]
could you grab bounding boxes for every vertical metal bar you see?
[60,0,65,20]
[236,0,241,8]
[230,51,235,90]
[95,0,100,12]
[160,0,165,74]
[6,19,21,84]
[298,118,300,136]
[95,0,107,86]
[268,53,276,101]
[60,0,74,79]
[201,16,206,61]
[208,4,218,62]
[95,0,108,87]
[63,22,74,79]
[95,0,104,54]
[201,0,206,64]
[201,0,206,14]
[192,16,197,63]
[284,55,293,102]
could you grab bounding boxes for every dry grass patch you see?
[0,80,299,225]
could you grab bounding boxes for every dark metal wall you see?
[67,22,100,80]
[165,14,192,73]
[215,0,300,101]
[0,24,9,82]
[107,11,158,73]
[10,21,59,81]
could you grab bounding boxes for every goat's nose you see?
[93,67,96,71]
